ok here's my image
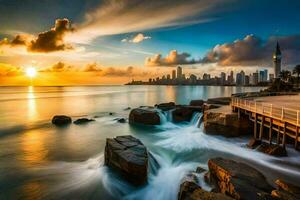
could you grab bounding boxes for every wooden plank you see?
[259,116,264,140]
[269,120,272,144]
[254,113,257,139]
[295,126,299,149]
[282,122,287,148]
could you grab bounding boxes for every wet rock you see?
[202,103,221,112]
[271,179,300,200]
[52,115,72,126]
[117,118,126,123]
[129,107,161,125]
[257,192,280,200]
[190,100,204,107]
[206,97,231,105]
[109,112,114,115]
[247,138,262,149]
[73,118,95,125]
[156,102,176,111]
[203,106,251,137]
[257,143,287,157]
[208,157,273,200]
[105,135,148,185]
[182,173,199,184]
[196,166,206,174]
[172,107,194,123]
[178,181,233,200]
[124,107,131,110]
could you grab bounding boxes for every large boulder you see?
[129,107,161,125]
[156,102,176,111]
[52,115,72,126]
[208,157,273,200]
[190,100,205,107]
[203,106,251,137]
[105,135,148,186]
[178,181,233,200]
[173,107,194,123]
[271,179,300,200]
[257,143,287,157]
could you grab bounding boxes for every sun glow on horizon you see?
[26,67,37,78]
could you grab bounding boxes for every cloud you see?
[71,0,230,43]
[122,33,151,43]
[28,19,74,53]
[83,63,102,72]
[0,18,74,53]
[201,34,300,67]
[145,50,199,66]
[0,63,23,76]
[40,62,74,72]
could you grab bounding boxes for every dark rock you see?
[196,166,206,174]
[156,102,176,111]
[206,97,231,105]
[202,103,221,112]
[190,100,204,107]
[52,115,72,126]
[129,107,161,125]
[105,135,148,186]
[109,112,114,115]
[247,138,262,149]
[73,118,95,125]
[203,106,251,137]
[257,192,280,200]
[172,107,194,123]
[271,179,300,200]
[117,118,126,123]
[257,143,287,157]
[124,107,131,110]
[208,157,273,200]
[178,181,233,200]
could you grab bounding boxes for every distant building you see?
[273,42,282,78]
[252,71,259,85]
[228,71,234,84]
[245,75,250,85]
[167,74,171,80]
[236,72,242,85]
[220,72,226,85]
[172,70,176,80]
[269,73,275,81]
[190,74,197,84]
[177,66,182,80]
[203,73,210,80]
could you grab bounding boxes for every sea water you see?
[0,85,299,200]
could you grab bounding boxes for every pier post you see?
[282,122,287,148]
[259,116,264,140]
[254,113,257,139]
[295,126,299,149]
[269,120,273,144]
[277,125,280,144]
[238,108,241,119]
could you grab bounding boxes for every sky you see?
[1,0,300,85]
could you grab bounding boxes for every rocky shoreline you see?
[51,96,299,199]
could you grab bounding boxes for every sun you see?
[26,67,37,78]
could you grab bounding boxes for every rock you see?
[172,107,194,123]
[109,112,114,115]
[206,97,231,105]
[105,135,148,185]
[73,118,95,125]
[190,100,204,107]
[208,157,273,200]
[156,102,176,111]
[117,118,126,123]
[178,181,233,200]
[182,173,199,184]
[52,115,72,126]
[202,103,221,112]
[257,192,280,200]
[196,166,206,174]
[129,107,161,125]
[271,179,300,200]
[247,138,262,149]
[124,107,131,110]
[257,143,287,157]
[203,106,251,137]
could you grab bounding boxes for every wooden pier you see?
[231,97,300,150]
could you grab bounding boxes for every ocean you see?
[0,85,299,200]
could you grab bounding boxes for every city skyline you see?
[1,0,300,85]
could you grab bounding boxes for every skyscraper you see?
[273,42,282,78]
[177,66,182,80]
[172,70,176,80]
[220,72,226,85]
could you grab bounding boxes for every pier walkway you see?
[231,94,300,149]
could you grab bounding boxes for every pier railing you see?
[232,97,300,126]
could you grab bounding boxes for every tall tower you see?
[177,66,182,80]
[273,42,282,78]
